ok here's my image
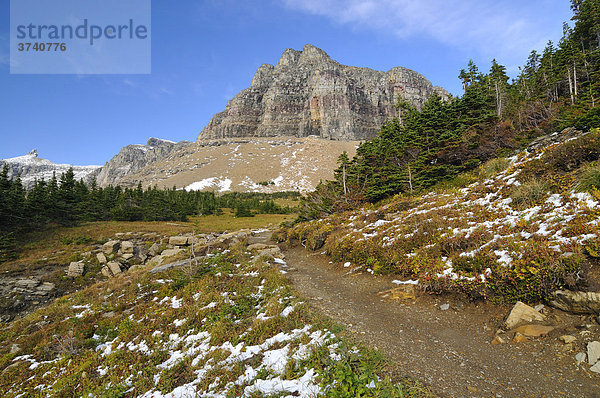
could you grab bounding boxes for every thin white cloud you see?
[282,0,569,68]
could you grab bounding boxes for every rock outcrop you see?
[92,138,193,187]
[0,150,101,189]
[199,44,448,142]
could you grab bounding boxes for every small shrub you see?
[575,162,600,193]
[477,157,511,180]
[510,179,548,208]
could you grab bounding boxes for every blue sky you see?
[1,0,573,165]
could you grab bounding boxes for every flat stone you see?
[161,248,184,258]
[258,247,283,258]
[96,252,107,264]
[37,282,55,292]
[67,261,85,277]
[505,301,545,329]
[15,278,39,289]
[107,261,122,275]
[121,253,134,260]
[247,243,268,251]
[550,290,600,314]
[560,335,577,344]
[102,240,121,255]
[169,236,189,246]
[576,352,587,364]
[588,341,600,365]
[149,259,193,274]
[514,324,554,337]
[591,362,600,373]
[121,241,134,254]
[439,303,450,311]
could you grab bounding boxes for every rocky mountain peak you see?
[26,149,38,157]
[199,44,448,141]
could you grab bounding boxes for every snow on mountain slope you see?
[0,150,101,189]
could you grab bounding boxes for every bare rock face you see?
[92,137,193,187]
[550,290,600,314]
[199,44,448,142]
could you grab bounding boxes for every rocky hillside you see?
[0,228,421,397]
[91,137,193,187]
[280,128,600,304]
[0,150,100,189]
[112,136,359,192]
[199,44,448,141]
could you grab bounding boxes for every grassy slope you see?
[0,242,429,397]
[282,130,600,303]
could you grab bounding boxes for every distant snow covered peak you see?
[0,150,101,189]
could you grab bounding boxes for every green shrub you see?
[477,157,511,180]
[575,162,600,193]
[510,179,548,208]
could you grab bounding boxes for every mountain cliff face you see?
[92,138,193,186]
[198,44,448,141]
[0,150,100,189]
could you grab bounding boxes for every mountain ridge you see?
[198,44,448,141]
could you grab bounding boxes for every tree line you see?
[299,0,600,219]
[0,165,297,234]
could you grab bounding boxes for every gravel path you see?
[282,246,600,398]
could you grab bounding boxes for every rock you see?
[560,335,577,344]
[550,290,600,314]
[92,138,193,186]
[561,343,574,352]
[161,248,183,258]
[491,336,505,345]
[101,266,112,277]
[514,325,554,337]
[121,241,134,254]
[149,259,193,274]
[576,352,587,364]
[513,332,528,343]
[591,362,600,373]
[258,247,282,258]
[121,253,134,261]
[466,386,479,393]
[588,341,600,365]
[15,278,39,289]
[247,243,268,251]
[439,303,450,311]
[198,44,447,142]
[107,261,122,275]
[35,282,55,295]
[377,285,415,300]
[504,301,545,329]
[102,240,121,255]
[96,252,107,264]
[148,243,161,257]
[534,304,545,312]
[67,261,85,277]
[10,344,20,354]
[169,236,190,246]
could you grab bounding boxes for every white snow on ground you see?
[184,177,232,192]
[184,177,217,191]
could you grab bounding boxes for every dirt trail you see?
[279,245,600,398]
